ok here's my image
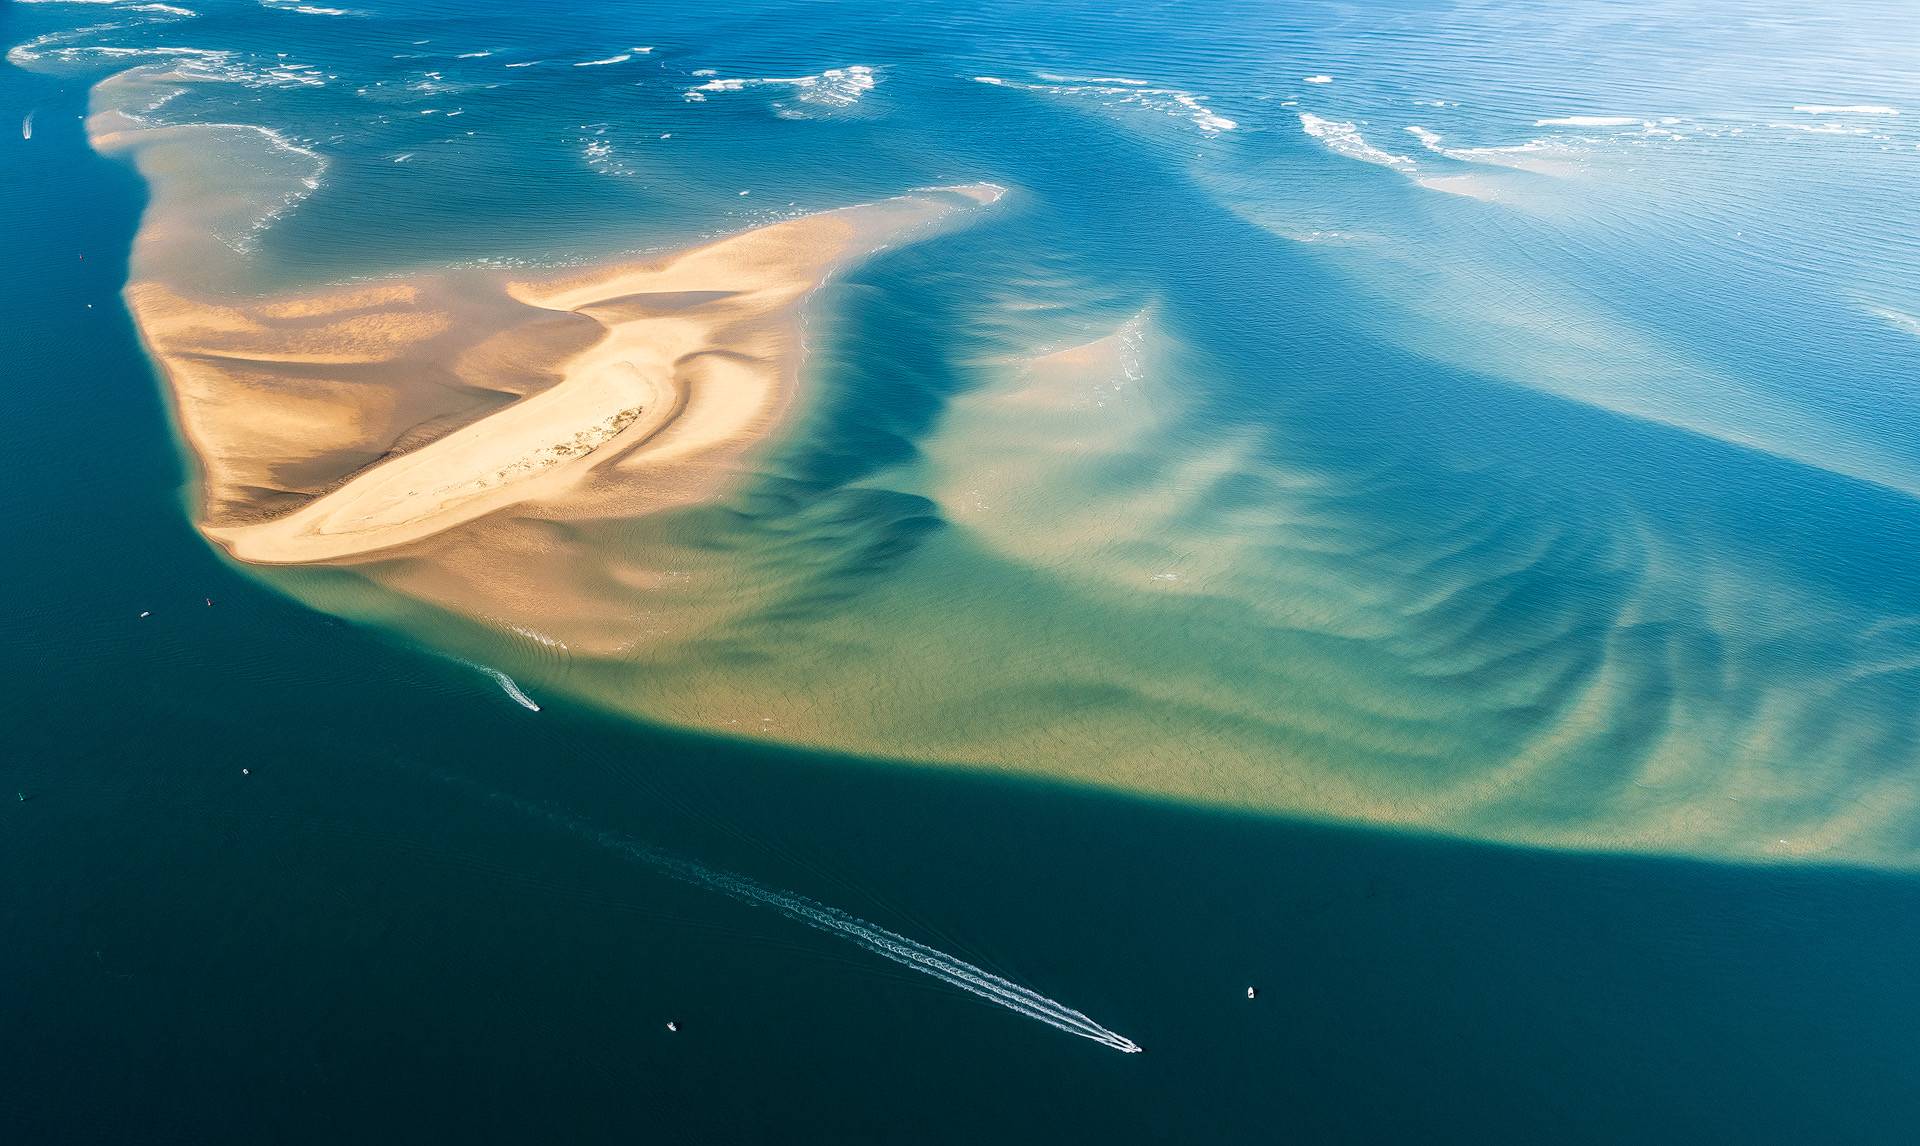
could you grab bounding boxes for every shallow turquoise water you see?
[6,0,1920,1140]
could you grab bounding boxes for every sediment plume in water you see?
[81,51,1920,871]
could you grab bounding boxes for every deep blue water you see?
[7,0,1920,1140]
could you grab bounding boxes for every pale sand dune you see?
[126,186,1002,563]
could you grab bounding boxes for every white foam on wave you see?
[8,10,169,67]
[1034,71,1148,86]
[687,64,878,113]
[1867,307,1920,338]
[6,1,329,93]
[1771,121,1871,135]
[1299,112,1412,168]
[574,53,630,67]
[92,99,329,253]
[259,0,358,14]
[577,130,638,178]
[1535,115,1640,126]
[202,122,326,246]
[507,624,568,651]
[1794,104,1898,116]
[1405,125,1590,177]
[1304,74,1333,84]
[11,0,194,17]
[972,74,1235,135]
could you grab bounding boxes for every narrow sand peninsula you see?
[126,186,1002,563]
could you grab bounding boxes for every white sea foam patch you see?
[1868,306,1920,338]
[259,0,360,14]
[1771,121,1871,135]
[1033,71,1147,85]
[468,784,1142,1053]
[1304,74,1333,84]
[1794,104,1899,116]
[574,53,630,67]
[195,123,326,247]
[7,2,193,68]
[74,49,325,90]
[38,1,200,13]
[575,124,637,177]
[686,65,879,114]
[1405,125,1590,179]
[973,74,1235,135]
[14,0,194,16]
[4,0,319,85]
[1299,113,1412,168]
[1535,115,1640,126]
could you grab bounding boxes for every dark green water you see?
[7,10,1920,1144]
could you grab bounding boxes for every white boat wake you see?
[645,848,1144,1054]
[468,780,1142,1053]
[472,663,540,711]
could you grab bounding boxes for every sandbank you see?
[123,186,1002,563]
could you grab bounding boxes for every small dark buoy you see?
[1246,986,1258,1000]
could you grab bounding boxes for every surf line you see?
[468,778,1142,1054]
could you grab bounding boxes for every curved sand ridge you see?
[127,186,1004,563]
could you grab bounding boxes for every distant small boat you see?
[1246,986,1258,999]
[21,111,33,141]
[665,1020,678,1033]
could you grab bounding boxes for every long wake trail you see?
[463,778,1142,1053]
[451,658,540,711]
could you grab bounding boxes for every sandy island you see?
[127,185,1003,564]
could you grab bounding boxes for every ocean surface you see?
[5,0,1920,1140]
